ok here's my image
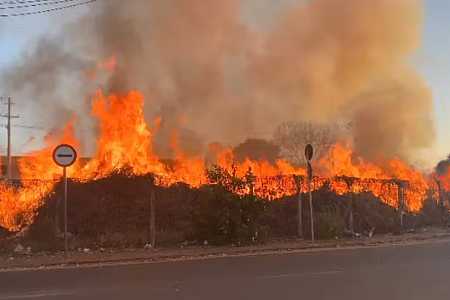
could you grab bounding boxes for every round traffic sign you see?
[53,144,77,167]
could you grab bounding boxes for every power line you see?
[0,0,96,17]
[0,124,46,130]
[0,0,81,10]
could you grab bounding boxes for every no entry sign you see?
[52,144,77,256]
[53,144,77,167]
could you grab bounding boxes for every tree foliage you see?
[233,138,280,164]
[273,121,338,165]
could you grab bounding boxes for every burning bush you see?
[15,165,424,251]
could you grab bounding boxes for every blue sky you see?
[0,0,448,167]
[416,1,450,165]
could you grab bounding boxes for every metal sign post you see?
[52,144,77,255]
[305,144,315,242]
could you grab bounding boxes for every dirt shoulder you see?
[1,227,450,272]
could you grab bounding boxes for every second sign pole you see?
[305,144,314,242]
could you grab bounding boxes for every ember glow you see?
[0,90,444,231]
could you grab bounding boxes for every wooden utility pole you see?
[0,97,19,180]
[7,97,12,180]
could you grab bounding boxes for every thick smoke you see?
[250,0,434,161]
[0,37,97,153]
[62,0,251,156]
[350,69,434,160]
[1,0,435,161]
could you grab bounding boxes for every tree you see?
[273,121,338,166]
[435,155,450,176]
[233,138,280,164]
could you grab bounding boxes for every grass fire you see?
[3,1,450,298]
[0,0,447,248]
[0,89,446,241]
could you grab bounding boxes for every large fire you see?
[0,90,445,231]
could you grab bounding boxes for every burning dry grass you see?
[23,172,403,249]
[0,0,442,235]
[0,90,446,233]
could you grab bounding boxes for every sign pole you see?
[308,164,314,243]
[64,166,68,255]
[53,144,77,257]
[305,144,315,242]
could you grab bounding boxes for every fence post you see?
[294,175,303,239]
[149,188,156,248]
[55,193,61,236]
[343,177,354,235]
[397,181,405,232]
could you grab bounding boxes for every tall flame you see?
[80,90,166,179]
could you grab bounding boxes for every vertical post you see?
[149,189,156,247]
[435,179,448,225]
[344,178,354,234]
[436,179,444,209]
[397,181,404,232]
[55,195,60,236]
[64,166,68,255]
[295,176,303,239]
[308,175,314,242]
[349,193,354,234]
[7,97,11,180]
[305,144,315,242]
[53,144,76,255]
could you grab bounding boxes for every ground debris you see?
[14,244,24,254]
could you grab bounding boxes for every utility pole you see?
[0,97,19,180]
[7,97,12,180]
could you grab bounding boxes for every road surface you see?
[1,241,450,299]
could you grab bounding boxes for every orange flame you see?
[80,90,166,179]
[0,90,437,231]
[0,121,79,231]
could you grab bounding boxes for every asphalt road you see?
[2,241,450,300]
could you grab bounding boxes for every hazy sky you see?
[0,0,448,168]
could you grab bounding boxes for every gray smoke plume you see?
[0,0,435,162]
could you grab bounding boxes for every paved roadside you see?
[1,227,449,271]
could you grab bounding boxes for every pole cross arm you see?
[0,115,19,118]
